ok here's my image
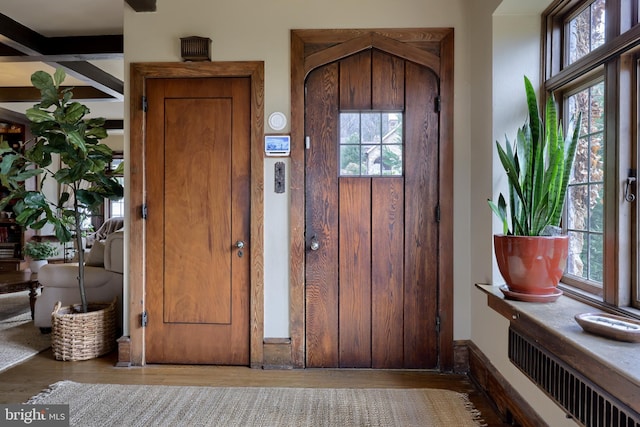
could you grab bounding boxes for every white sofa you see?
[34,230,123,331]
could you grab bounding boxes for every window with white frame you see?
[544,0,640,309]
[107,155,124,219]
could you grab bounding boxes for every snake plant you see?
[488,76,581,236]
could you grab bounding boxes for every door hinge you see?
[435,96,441,112]
[141,204,148,219]
[435,204,441,222]
[305,136,310,150]
[436,315,441,333]
[141,311,148,328]
[142,96,148,112]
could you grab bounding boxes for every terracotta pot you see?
[494,234,568,295]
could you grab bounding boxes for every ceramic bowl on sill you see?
[574,313,640,342]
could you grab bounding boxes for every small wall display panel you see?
[265,135,290,157]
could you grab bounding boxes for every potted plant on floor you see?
[24,241,58,273]
[0,69,123,359]
[488,76,581,302]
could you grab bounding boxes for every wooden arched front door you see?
[305,49,439,369]
[290,29,454,370]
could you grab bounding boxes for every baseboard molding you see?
[116,335,131,367]
[467,341,545,427]
[117,336,293,369]
[266,339,469,371]
[262,338,293,369]
[453,340,470,373]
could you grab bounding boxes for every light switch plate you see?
[275,162,285,193]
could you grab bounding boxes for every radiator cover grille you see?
[508,326,640,427]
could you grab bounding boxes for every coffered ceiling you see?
[0,0,155,131]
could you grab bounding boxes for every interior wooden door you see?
[305,50,440,368]
[145,77,251,365]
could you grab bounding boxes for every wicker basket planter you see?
[51,300,117,361]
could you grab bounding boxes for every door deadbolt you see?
[310,236,320,251]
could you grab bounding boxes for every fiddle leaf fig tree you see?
[0,69,123,313]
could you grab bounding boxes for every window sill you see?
[558,283,640,321]
[476,283,640,414]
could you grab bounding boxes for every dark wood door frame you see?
[289,29,454,370]
[128,62,265,367]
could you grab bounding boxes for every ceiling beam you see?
[54,61,123,100]
[0,86,113,102]
[47,35,123,56]
[0,13,47,56]
[0,13,123,99]
[0,52,123,62]
[0,109,123,130]
[105,120,124,130]
[0,106,28,125]
[0,15,123,57]
[0,43,25,56]
[125,0,157,12]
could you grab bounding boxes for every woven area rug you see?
[27,381,486,427]
[0,291,51,373]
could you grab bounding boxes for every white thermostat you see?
[265,135,290,156]
[268,112,287,131]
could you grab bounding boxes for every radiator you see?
[508,326,640,427]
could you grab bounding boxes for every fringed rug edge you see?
[24,380,77,404]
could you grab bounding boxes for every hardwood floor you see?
[0,349,509,426]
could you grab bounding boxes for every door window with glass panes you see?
[339,112,403,177]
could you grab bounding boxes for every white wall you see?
[263,157,290,337]
[124,0,475,339]
[104,133,124,152]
